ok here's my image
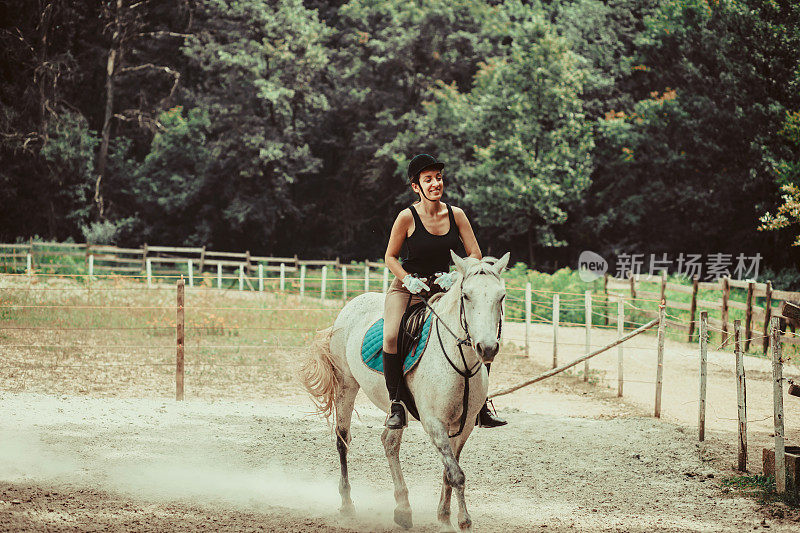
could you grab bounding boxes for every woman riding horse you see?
[382,153,507,429]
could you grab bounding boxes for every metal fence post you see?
[584,290,592,381]
[552,294,559,368]
[321,266,327,301]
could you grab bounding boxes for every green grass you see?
[722,474,799,506]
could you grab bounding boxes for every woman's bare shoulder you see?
[393,208,413,228]
[451,205,469,221]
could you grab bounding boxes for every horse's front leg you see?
[381,427,412,529]
[424,419,472,531]
[437,433,469,532]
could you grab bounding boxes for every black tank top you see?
[401,203,462,278]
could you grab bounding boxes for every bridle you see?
[417,269,504,438]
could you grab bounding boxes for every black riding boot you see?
[478,363,507,428]
[383,351,407,429]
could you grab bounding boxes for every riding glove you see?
[434,271,457,290]
[402,274,430,294]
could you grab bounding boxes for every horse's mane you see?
[432,259,501,317]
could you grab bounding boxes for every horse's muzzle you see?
[475,341,499,363]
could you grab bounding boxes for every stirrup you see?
[385,400,408,429]
[478,399,507,428]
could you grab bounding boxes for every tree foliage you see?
[2,0,799,274]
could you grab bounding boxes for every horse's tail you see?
[299,326,341,421]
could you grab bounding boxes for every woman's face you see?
[413,169,443,201]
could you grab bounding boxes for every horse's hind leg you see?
[381,427,412,529]
[336,376,359,516]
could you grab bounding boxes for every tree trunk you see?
[528,227,535,266]
[96,0,122,219]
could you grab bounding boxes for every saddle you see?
[394,288,444,421]
[397,301,428,362]
[359,288,443,422]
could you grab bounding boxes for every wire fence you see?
[2,270,798,449]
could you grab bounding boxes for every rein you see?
[416,277,503,439]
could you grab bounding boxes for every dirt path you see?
[1,390,798,532]
[501,322,800,467]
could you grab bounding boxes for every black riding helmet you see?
[407,153,445,185]
[407,154,445,202]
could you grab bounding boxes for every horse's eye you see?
[463,294,470,302]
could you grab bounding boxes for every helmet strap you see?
[413,176,436,203]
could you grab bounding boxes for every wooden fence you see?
[3,241,800,352]
[603,271,800,351]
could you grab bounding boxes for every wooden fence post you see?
[721,276,730,347]
[364,266,370,293]
[763,281,772,354]
[141,243,148,274]
[342,266,348,301]
[238,264,244,291]
[176,278,185,401]
[280,263,286,291]
[258,264,264,292]
[617,299,624,397]
[584,290,591,381]
[688,275,699,342]
[88,254,94,279]
[771,316,786,494]
[188,260,194,288]
[525,282,532,357]
[321,266,327,301]
[745,281,754,352]
[734,320,748,471]
[26,252,32,284]
[699,311,708,441]
[216,263,222,289]
[300,264,306,297]
[660,270,667,303]
[655,301,666,418]
[552,294,559,368]
[629,270,637,299]
[147,258,153,288]
[383,267,389,294]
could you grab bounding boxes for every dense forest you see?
[2,0,799,278]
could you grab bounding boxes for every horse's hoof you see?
[339,502,355,517]
[458,518,472,531]
[438,520,456,532]
[394,508,413,529]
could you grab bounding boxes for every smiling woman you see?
[381,153,507,430]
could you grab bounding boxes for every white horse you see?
[300,251,509,531]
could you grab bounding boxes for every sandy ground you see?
[1,386,799,531]
[3,287,800,531]
[501,322,800,469]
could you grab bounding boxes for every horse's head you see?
[450,250,510,363]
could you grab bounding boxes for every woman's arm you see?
[385,210,413,280]
[453,207,482,260]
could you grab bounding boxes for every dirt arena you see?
[2,286,800,531]
[0,270,800,532]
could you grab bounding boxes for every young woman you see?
[382,153,507,429]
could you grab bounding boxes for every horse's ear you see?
[451,250,467,275]
[492,252,511,274]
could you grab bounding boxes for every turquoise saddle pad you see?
[361,313,434,375]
